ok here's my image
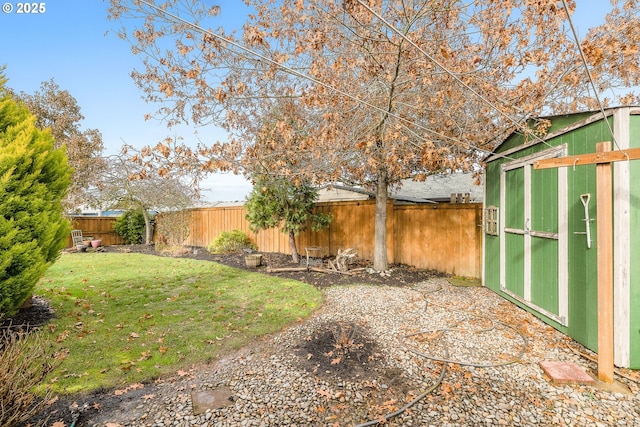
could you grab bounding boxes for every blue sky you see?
[0,0,254,201]
[0,1,613,201]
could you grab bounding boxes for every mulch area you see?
[109,244,449,288]
[6,244,448,427]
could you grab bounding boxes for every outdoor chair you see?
[71,229,88,251]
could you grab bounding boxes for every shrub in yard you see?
[0,328,60,427]
[155,210,191,249]
[245,175,331,263]
[207,229,256,253]
[0,73,71,316]
[114,209,147,244]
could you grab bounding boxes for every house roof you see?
[317,172,483,203]
[392,172,483,203]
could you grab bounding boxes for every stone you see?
[539,361,595,385]
[191,387,235,415]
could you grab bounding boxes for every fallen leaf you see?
[142,394,155,400]
[331,357,341,365]
[316,388,333,398]
[55,330,70,343]
[441,383,453,395]
[51,422,65,427]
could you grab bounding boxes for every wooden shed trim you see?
[613,107,631,368]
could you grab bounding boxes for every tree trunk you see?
[373,172,388,271]
[141,208,153,245]
[289,230,299,264]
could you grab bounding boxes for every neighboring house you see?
[317,172,483,204]
[207,201,248,208]
[68,206,125,217]
[483,106,640,369]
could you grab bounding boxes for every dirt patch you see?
[0,295,55,334]
[294,320,383,380]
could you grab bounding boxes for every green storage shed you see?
[483,106,640,370]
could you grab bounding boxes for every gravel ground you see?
[64,278,639,427]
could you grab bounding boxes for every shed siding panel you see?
[531,168,558,233]
[504,168,525,229]
[530,236,559,314]
[504,233,525,296]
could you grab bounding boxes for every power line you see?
[560,0,620,150]
[354,0,561,153]
[133,0,517,162]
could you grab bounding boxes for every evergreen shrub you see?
[0,75,71,316]
[207,230,256,254]
[113,209,147,244]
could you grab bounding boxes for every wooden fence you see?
[65,216,126,247]
[155,200,483,278]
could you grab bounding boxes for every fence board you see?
[393,203,482,277]
[154,200,483,278]
[65,217,126,247]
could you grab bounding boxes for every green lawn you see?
[36,252,323,394]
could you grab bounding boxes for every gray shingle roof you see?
[317,172,483,203]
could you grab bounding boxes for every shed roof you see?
[487,106,640,163]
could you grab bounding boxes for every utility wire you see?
[135,0,517,161]
[560,0,620,150]
[354,0,569,154]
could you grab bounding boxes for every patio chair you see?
[71,229,88,251]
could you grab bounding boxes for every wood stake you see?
[266,267,308,273]
[596,141,614,383]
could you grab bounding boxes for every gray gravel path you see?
[82,279,640,426]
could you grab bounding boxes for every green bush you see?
[114,210,147,244]
[207,230,256,254]
[0,74,71,316]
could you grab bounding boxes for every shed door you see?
[500,146,568,326]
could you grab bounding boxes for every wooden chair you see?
[71,230,87,251]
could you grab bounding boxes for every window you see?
[484,206,499,236]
